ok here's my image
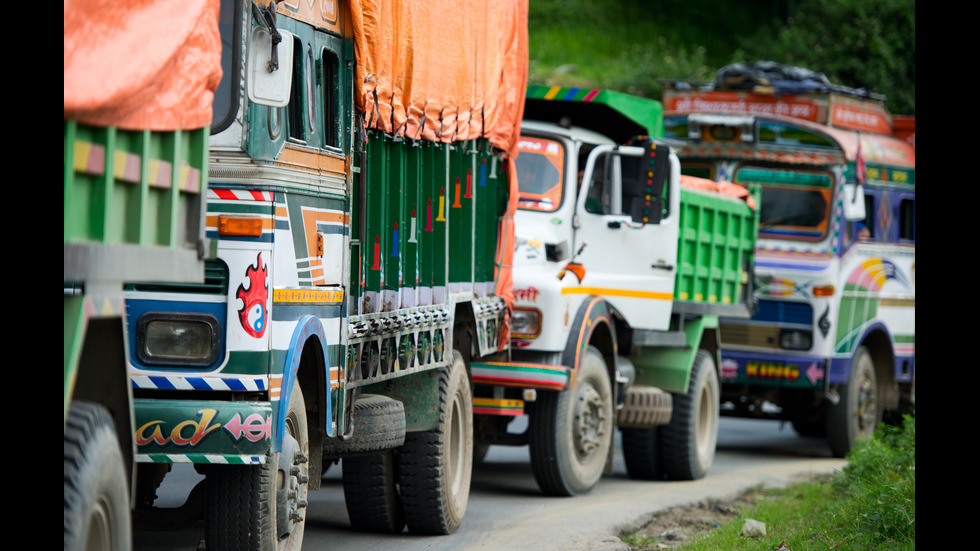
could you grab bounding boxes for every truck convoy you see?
[110,0,528,547]
[468,86,759,496]
[661,63,915,457]
[64,1,219,549]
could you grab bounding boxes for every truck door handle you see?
[651,263,674,271]
[607,221,621,229]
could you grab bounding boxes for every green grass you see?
[623,415,916,550]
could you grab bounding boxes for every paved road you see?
[134,417,846,551]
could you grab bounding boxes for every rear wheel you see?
[397,349,473,534]
[342,451,404,533]
[827,346,881,457]
[206,383,309,551]
[64,402,132,551]
[659,350,719,480]
[621,426,662,480]
[530,345,613,496]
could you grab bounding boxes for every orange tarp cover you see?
[64,0,223,131]
[349,0,528,345]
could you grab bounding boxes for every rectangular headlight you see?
[512,308,541,338]
[138,313,220,366]
[779,329,812,351]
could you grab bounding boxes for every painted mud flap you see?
[133,398,274,464]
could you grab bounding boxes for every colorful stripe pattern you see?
[131,375,268,393]
[136,453,265,465]
[472,397,524,416]
[72,139,202,193]
[470,361,570,390]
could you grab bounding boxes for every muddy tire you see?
[397,349,473,534]
[64,402,132,551]
[827,346,881,457]
[206,384,309,551]
[342,451,404,533]
[530,345,613,496]
[660,350,719,480]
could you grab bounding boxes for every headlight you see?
[511,308,541,338]
[779,329,812,351]
[138,313,220,366]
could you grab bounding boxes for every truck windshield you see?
[516,136,565,212]
[735,167,833,242]
[212,0,240,133]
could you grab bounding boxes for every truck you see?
[467,86,759,496]
[661,62,915,457]
[64,2,220,549]
[123,0,528,545]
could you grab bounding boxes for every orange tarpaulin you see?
[349,0,528,347]
[64,0,223,131]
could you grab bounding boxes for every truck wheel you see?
[621,427,662,480]
[827,345,881,457]
[64,402,131,551]
[530,345,613,496]
[660,349,719,480]
[397,349,473,534]
[342,451,404,533]
[206,384,309,551]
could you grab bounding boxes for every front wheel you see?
[206,383,310,551]
[530,345,613,496]
[827,345,881,457]
[397,349,473,535]
[64,402,132,551]
[659,349,719,480]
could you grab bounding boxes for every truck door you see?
[571,143,679,331]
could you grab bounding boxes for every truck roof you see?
[524,85,664,144]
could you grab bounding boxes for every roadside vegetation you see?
[620,415,916,550]
[529,0,915,114]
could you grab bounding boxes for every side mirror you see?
[623,139,670,225]
[247,28,294,107]
[841,183,866,221]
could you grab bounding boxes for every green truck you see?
[469,86,759,495]
[62,52,213,551]
[117,0,528,546]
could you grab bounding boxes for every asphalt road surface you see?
[134,416,847,551]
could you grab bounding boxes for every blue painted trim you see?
[276,315,332,451]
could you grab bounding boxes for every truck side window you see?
[860,194,875,239]
[899,198,914,242]
[287,36,305,142]
[321,48,340,150]
[584,155,609,214]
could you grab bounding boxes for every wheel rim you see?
[695,374,717,463]
[85,496,112,551]
[856,369,877,434]
[448,389,465,495]
[277,396,309,549]
[573,382,607,461]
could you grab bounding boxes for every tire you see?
[660,349,719,481]
[529,345,613,496]
[827,345,881,457]
[64,402,132,551]
[323,394,405,458]
[206,383,309,551]
[342,451,404,533]
[791,413,827,438]
[621,427,662,481]
[397,349,473,535]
